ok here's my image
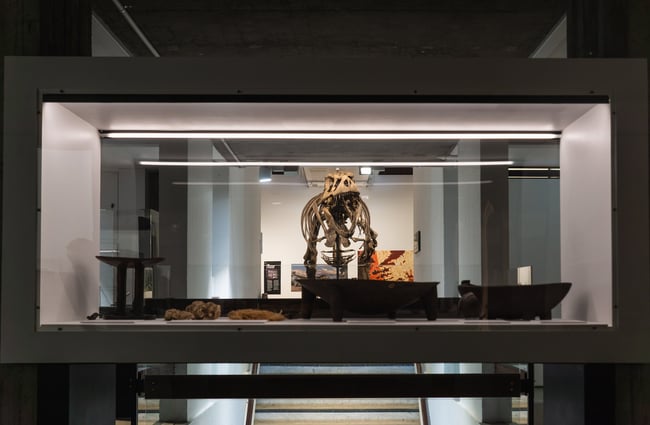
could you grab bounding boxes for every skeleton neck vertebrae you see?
[301,171,378,280]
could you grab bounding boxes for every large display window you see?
[2,57,647,363]
[39,98,610,326]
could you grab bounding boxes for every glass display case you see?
[2,57,647,363]
[37,98,610,324]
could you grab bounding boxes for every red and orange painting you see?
[364,250,414,281]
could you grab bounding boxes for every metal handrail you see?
[244,363,260,425]
[415,363,431,425]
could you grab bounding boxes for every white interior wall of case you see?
[40,103,101,323]
[560,104,612,324]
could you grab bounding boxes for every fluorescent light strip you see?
[140,160,513,167]
[509,167,555,171]
[509,176,556,179]
[173,180,492,186]
[104,131,560,140]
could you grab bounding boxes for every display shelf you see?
[41,317,608,332]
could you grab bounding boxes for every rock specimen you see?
[164,301,221,321]
[227,308,285,321]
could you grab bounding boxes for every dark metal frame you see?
[4,57,647,364]
[142,372,525,399]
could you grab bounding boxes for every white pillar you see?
[186,141,214,298]
[457,141,482,285]
[211,167,232,297]
[412,168,445,287]
[229,167,262,298]
[159,364,248,425]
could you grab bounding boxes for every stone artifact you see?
[164,309,194,320]
[227,308,285,321]
[301,171,378,279]
[164,300,221,321]
[185,300,221,319]
[458,292,481,319]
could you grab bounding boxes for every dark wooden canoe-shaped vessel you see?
[299,279,439,322]
[458,282,572,320]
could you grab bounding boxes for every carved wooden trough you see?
[457,282,572,320]
[299,279,439,322]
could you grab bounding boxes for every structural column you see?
[480,142,510,287]
[228,167,262,298]
[457,140,482,286]
[564,1,650,423]
[186,140,214,298]
[1,1,93,424]
[412,168,445,290]
[157,141,189,298]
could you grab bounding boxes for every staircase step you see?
[256,398,419,411]
[253,364,422,425]
[259,363,416,375]
[253,410,421,425]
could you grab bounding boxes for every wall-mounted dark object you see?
[299,279,439,322]
[458,282,572,320]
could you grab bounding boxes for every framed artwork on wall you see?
[363,250,415,282]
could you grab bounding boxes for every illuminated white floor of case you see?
[43,317,609,330]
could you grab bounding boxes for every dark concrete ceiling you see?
[92,0,568,58]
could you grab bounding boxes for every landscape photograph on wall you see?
[290,264,348,291]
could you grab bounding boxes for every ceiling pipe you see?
[111,0,160,57]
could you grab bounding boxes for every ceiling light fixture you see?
[508,167,558,171]
[139,160,514,167]
[102,131,560,140]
